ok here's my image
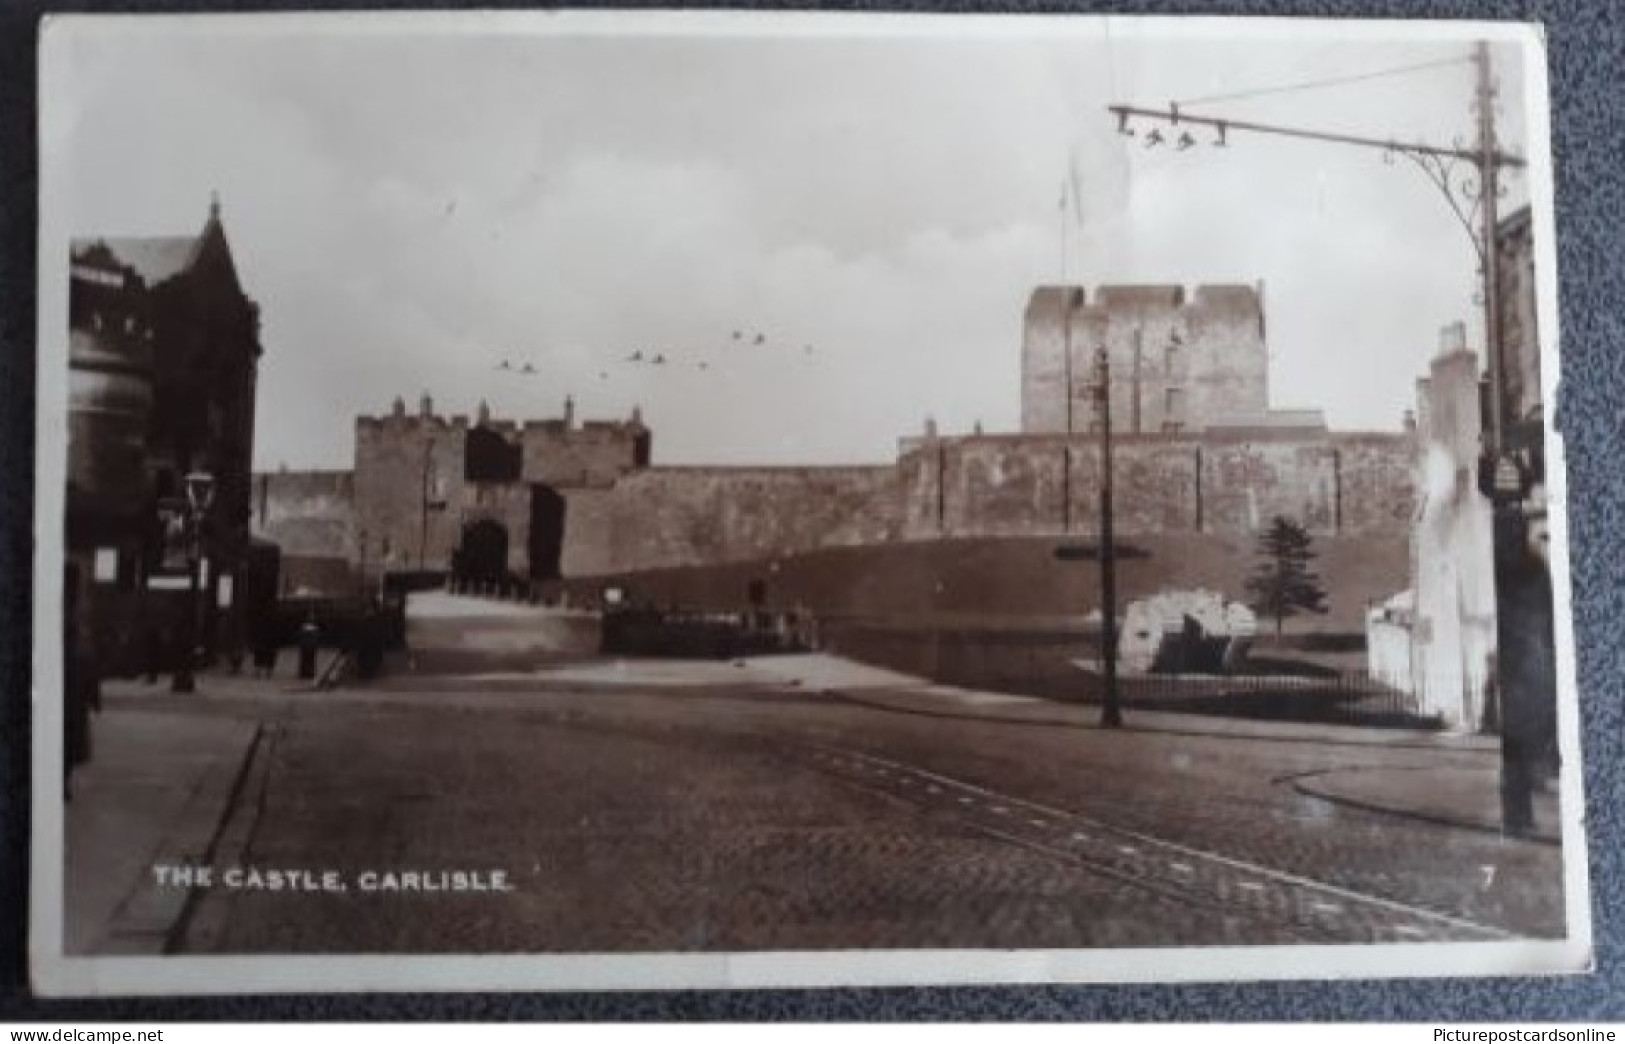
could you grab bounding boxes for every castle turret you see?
[1437,320,1468,359]
[477,399,491,427]
[564,395,575,430]
[419,391,433,418]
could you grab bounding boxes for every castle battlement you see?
[1027,283,1263,318]
[357,394,646,438]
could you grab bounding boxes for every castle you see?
[353,393,649,583]
[253,282,1416,612]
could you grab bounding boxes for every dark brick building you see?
[68,197,265,675]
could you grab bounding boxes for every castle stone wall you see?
[267,429,1412,583]
[520,420,647,489]
[560,466,900,576]
[278,406,1415,584]
[891,431,1412,546]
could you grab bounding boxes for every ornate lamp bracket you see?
[1383,143,1489,271]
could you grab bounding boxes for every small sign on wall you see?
[92,547,117,583]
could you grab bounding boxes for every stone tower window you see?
[1163,387,1186,433]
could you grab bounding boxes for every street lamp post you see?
[170,469,216,694]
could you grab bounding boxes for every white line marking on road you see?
[1311,902,1345,915]
[926,785,940,793]
[1028,819,1046,827]
[1238,882,1265,892]
[1117,845,1138,856]
[1072,833,1091,842]
[1170,862,1193,874]
[958,797,973,805]
[991,806,1009,815]
[1393,925,1427,937]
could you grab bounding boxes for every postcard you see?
[31,10,1589,994]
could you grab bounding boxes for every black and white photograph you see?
[31,11,1588,994]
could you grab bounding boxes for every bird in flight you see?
[497,360,512,371]
[731,330,743,341]
[521,363,537,375]
[652,354,666,365]
[628,350,644,363]
[753,333,766,346]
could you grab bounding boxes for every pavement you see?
[61,648,1559,956]
[63,660,348,954]
[63,697,262,954]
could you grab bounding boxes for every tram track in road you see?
[212,684,1535,945]
[792,743,1519,945]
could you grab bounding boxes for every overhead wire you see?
[1174,54,1472,109]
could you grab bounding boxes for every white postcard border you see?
[28,9,1592,997]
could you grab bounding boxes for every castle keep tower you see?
[1021,284,1272,436]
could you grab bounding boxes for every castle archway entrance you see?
[528,485,566,580]
[456,518,509,582]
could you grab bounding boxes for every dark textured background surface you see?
[1,0,1619,1021]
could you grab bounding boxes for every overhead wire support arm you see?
[1107,41,1525,456]
[1105,103,1526,170]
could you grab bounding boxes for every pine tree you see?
[1245,515,1329,637]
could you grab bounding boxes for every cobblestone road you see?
[168,675,1564,954]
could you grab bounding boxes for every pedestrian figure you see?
[251,616,279,678]
[142,623,163,684]
[354,599,384,681]
[63,566,95,797]
[297,612,321,681]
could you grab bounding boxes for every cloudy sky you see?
[45,14,1537,468]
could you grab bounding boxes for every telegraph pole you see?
[1105,43,1525,454]
[1096,345,1122,729]
[419,437,434,570]
[1475,40,1505,448]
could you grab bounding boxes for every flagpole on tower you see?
[1059,177,1070,283]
